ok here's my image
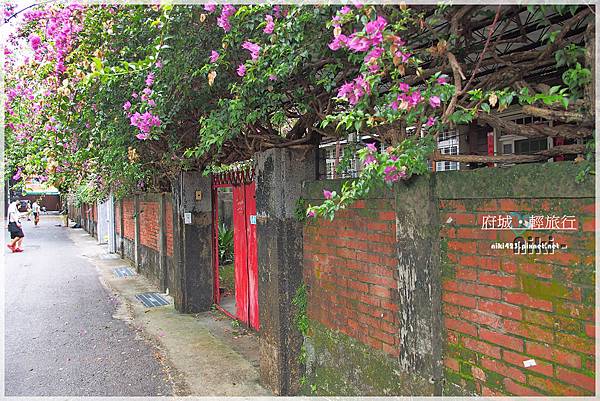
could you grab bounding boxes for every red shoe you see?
[14,248,23,253]
[6,244,15,252]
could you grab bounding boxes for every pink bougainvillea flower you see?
[323,190,333,199]
[340,6,352,14]
[437,76,448,85]
[28,33,41,50]
[408,90,422,107]
[365,16,387,45]
[145,72,155,86]
[123,101,131,111]
[363,154,377,166]
[204,2,216,13]
[390,100,399,111]
[352,0,363,9]
[328,34,348,51]
[365,142,377,153]
[429,95,441,108]
[425,116,437,127]
[136,132,149,140]
[307,210,316,218]
[368,63,380,72]
[346,34,371,52]
[210,50,219,62]
[264,14,274,34]
[155,60,163,69]
[398,82,410,92]
[331,15,342,27]
[364,47,384,64]
[147,99,156,107]
[12,168,22,181]
[268,74,277,81]
[242,41,261,61]
[337,75,370,105]
[217,4,236,32]
[132,92,138,98]
[237,64,246,77]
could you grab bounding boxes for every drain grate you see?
[113,267,137,277]
[135,292,170,308]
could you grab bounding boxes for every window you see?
[514,137,548,154]
[435,130,460,171]
[324,144,359,179]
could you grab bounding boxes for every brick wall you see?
[115,201,121,235]
[303,198,400,356]
[139,201,159,251]
[441,198,595,396]
[165,199,174,256]
[92,203,97,223]
[122,198,135,240]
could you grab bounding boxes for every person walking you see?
[7,199,25,253]
[32,200,41,226]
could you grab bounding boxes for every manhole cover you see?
[135,292,170,308]
[113,267,136,277]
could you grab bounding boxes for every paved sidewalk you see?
[67,224,270,396]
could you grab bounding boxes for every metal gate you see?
[212,169,259,330]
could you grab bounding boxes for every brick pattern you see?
[139,201,160,251]
[303,198,400,356]
[92,203,97,223]
[122,198,135,240]
[165,199,174,257]
[441,198,595,396]
[115,202,121,235]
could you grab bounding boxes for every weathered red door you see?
[213,170,259,330]
[245,183,259,330]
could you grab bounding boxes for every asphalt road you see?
[4,215,173,396]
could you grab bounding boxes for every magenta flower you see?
[204,3,216,13]
[307,210,316,218]
[29,33,41,50]
[365,16,387,45]
[425,116,437,127]
[123,101,131,111]
[155,60,163,69]
[147,99,156,107]
[237,64,246,77]
[340,6,352,14]
[210,50,219,63]
[145,72,155,87]
[363,154,377,166]
[136,132,149,140]
[242,41,261,61]
[132,92,138,98]
[12,168,22,181]
[264,14,274,34]
[268,74,277,81]
[408,90,422,107]
[399,82,410,92]
[273,5,282,18]
[323,190,333,199]
[437,76,448,85]
[217,4,236,32]
[364,47,384,64]
[346,34,371,52]
[328,34,348,51]
[365,142,377,153]
[429,95,441,108]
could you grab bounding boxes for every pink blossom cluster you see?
[242,41,261,61]
[264,15,274,34]
[217,4,236,32]
[337,75,370,105]
[130,111,161,140]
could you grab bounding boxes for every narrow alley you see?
[5,215,267,396]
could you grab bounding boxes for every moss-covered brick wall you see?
[439,162,595,396]
[300,162,594,396]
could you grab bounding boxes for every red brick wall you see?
[441,198,595,396]
[165,199,174,257]
[115,201,121,235]
[303,198,400,356]
[92,203,97,223]
[139,200,160,251]
[122,198,135,240]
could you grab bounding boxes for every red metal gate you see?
[212,169,259,330]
